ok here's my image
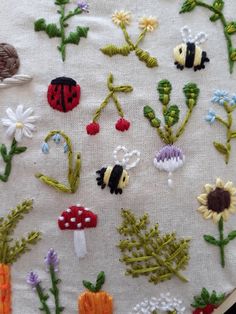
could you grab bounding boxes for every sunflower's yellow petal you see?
[197,205,208,213]
[203,210,213,219]
[213,212,221,223]
[229,205,236,213]
[197,194,208,205]
[216,178,224,188]
[224,181,233,191]
[222,210,230,221]
[231,188,236,195]
[204,184,213,193]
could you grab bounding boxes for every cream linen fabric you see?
[0,0,236,313]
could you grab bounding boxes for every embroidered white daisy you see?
[1,105,39,142]
[112,10,131,26]
[139,16,158,32]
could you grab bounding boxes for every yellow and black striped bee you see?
[96,165,129,194]
[174,26,210,71]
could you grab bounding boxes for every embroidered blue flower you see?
[211,90,230,106]
[230,94,236,106]
[63,143,68,153]
[42,142,49,154]
[205,109,216,124]
[52,133,61,144]
[77,1,89,12]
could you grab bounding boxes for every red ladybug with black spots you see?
[47,76,80,113]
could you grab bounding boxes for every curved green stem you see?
[36,285,51,314]
[93,92,113,122]
[59,5,66,61]
[135,29,147,47]
[216,116,229,128]
[174,108,193,142]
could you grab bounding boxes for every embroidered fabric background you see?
[0,0,236,313]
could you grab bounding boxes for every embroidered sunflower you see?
[197,178,236,268]
[139,16,158,32]
[197,178,236,223]
[112,11,131,26]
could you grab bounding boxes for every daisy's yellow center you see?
[207,187,231,213]
[16,122,24,129]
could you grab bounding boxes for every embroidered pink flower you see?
[86,122,100,135]
[115,118,130,132]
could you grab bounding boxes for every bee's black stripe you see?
[185,42,195,68]
[108,165,123,191]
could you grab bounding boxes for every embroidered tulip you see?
[115,118,130,132]
[86,122,100,135]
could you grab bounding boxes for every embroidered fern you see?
[117,209,190,284]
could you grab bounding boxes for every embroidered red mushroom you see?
[58,205,97,258]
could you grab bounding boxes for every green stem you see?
[215,116,229,128]
[49,266,62,314]
[63,8,82,21]
[36,284,51,314]
[120,23,135,49]
[59,5,66,61]
[93,92,113,122]
[218,217,225,268]
[174,108,193,142]
[111,93,124,117]
[135,29,147,47]
[195,1,234,73]
[225,103,232,163]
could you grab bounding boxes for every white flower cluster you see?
[129,293,185,314]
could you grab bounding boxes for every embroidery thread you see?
[27,249,64,314]
[144,79,199,187]
[58,205,97,259]
[1,105,39,182]
[79,271,113,314]
[0,43,32,89]
[118,209,190,284]
[34,0,89,61]
[206,90,236,164]
[35,131,81,193]
[0,200,41,314]
[101,12,158,68]
[197,178,236,267]
[180,0,236,73]
[130,293,186,314]
[86,73,132,135]
[191,288,225,314]
[174,26,209,71]
[47,77,81,112]
[96,146,140,195]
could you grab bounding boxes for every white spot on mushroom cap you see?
[66,208,71,213]
[85,217,91,223]
[85,208,90,211]
[65,223,69,228]
[59,216,64,221]
[76,204,81,207]
[77,223,82,228]
[71,218,76,222]
[78,210,83,215]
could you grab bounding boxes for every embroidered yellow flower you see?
[139,16,158,32]
[197,178,236,223]
[112,11,131,26]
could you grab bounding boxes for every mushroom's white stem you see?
[168,172,173,188]
[74,230,87,258]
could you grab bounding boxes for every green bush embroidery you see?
[34,0,89,61]
[191,288,225,310]
[180,0,236,73]
[117,209,190,284]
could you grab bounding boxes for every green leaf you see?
[180,0,197,13]
[55,0,69,5]
[213,142,228,155]
[96,271,105,291]
[0,144,7,157]
[203,234,219,245]
[143,106,161,128]
[65,27,89,45]
[101,44,131,57]
[14,146,27,154]
[225,22,236,35]
[201,288,210,303]
[157,80,172,106]
[227,230,236,241]
[230,48,236,61]
[34,18,47,32]
[183,83,200,108]
[76,26,89,38]
[213,0,224,11]
[82,280,97,292]
[164,105,180,127]
[45,23,61,38]
[210,14,220,22]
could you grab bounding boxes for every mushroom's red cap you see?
[58,205,97,230]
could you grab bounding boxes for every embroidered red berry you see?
[47,77,80,113]
[86,122,100,135]
[191,288,225,314]
[193,304,217,314]
[115,118,130,132]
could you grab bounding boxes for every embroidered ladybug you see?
[47,77,81,113]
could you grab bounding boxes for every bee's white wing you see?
[181,26,193,43]
[193,32,208,45]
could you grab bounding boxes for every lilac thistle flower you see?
[211,90,230,106]
[27,271,41,289]
[45,248,59,272]
[205,108,216,124]
[230,94,236,106]
[77,1,89,13]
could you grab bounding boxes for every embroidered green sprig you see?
[0,200,41,265]
[35,131,81,193]
[34,0,89,61]
[191,288,225,312]
[144,80,200,145]
[117,209,190,284]
[180,0,236,73]
[86,73,133,135]
[206,90,236,164]
[101,11,158,68]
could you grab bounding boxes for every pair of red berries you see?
[193,304,217,314]
[86,118,130,135]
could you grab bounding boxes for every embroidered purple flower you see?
[230,94,236,106]
[27,271,41,289]
[77,1,89,13]
[211,90,230,106]
[205,108,216,124]
[154,145,185,187]
[45,248,59,271]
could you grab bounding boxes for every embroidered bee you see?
[96,146,141,195]
[173,26,210,71]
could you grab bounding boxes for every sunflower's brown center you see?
[207,187,231,213]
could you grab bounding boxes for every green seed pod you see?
[230,49,236,61]
[183,83,200,108]
[164,105,180,127]
[157,80,172,106]
[143,106,161,128]
[213,0,224,11]
[225,22,236,34]
[180,0,197,13]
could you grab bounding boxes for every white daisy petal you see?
[23,127,33,138]
[6,125,16,137]
[15,128,23,142]
[24,115,39,123]
[15,105,24,120]
[24,123,36,131]
[6,108,17,121]
[1,118,13,126]
[22,107,34,119]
